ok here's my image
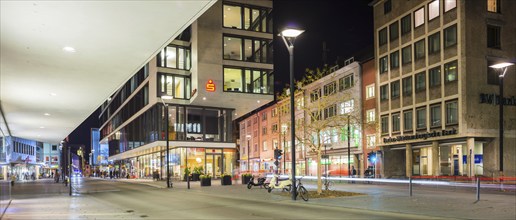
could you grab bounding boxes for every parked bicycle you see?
[324,179,333,191]
[295,177,309,201]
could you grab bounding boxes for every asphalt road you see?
[3,177,515,219]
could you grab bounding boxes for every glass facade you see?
[157,73,191,100]
[223,3,273,33]
[223,35,272,63]
[157,45,191,70]
[223,67,273,94]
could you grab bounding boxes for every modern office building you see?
[100,0,274,180]
[371,0,516,178]
[238,57,376,177]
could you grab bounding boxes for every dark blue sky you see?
[273,0,373,91]
[68,0,374,160]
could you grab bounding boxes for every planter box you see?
[200,178,211,186]
[242,175,252,184]
[192,173,200,181]
[221,176,232,185]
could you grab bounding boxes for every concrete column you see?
[2,166,7,180]
[432,141,439,176]
[406,144,412,177]
[467,137,475,177]
[35,166,40,180]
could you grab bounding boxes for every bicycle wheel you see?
[298,186,309,201]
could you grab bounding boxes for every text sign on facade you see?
[206,80,216,92]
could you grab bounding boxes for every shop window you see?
[403,76,412,96]
[415,39,425,60]
[402,45,412,64]
[404,110,413,131]
[444,60,458,82]
[430,104,441,127]
[414,7,425,28]
[401,14,411,35]
[428,0,440,21]
[390,51,399,69]
[429,67,441,87]
[428,32,441,54]
[444,25,457,47]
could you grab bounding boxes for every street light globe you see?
[161,95,173,100]
[281,28,304,38]
[489,62,514,69]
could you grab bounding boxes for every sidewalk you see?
[98,177,516,220]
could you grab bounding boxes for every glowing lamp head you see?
[281,28,304,37]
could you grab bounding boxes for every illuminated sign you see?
[206,80,216,92]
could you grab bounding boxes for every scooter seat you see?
[278,178,289,181]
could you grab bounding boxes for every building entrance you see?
[206,153,222,179]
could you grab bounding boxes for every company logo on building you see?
[479,93,516,106]
[206,80,216,92]
[383,128,457,144]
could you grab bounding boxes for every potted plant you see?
[242,173,252,185]
[183,167,191,181]
[192,166,203,181]
[200,174,212,186]
[221,173,232,185]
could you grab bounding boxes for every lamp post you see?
[281,27,304,200]
[161,95,173,188]
[245,134,252,174]
[347,114,351,178]
[489,62,514,173]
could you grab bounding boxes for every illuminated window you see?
[223,4,272,33]
[428,0,440,21]
[263,141,268,151]
[444,0,456,12]
[366,84,375,99]
[340,100,354,114]
[487,0,500,13]
[366,135,376,149]
[444,60,458,82]
[366,109,375,123]
[414,7,425,28]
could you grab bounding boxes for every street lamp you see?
[246,134,251,173]
[489,62,514,173]
[161,95,173,188]
[281,27,304,200]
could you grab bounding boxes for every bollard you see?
[476,177,480,202]
[409,177,413,197]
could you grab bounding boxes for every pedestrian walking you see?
[351,166,357,183]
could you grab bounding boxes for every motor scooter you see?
[247,176,268,189]
[267,174,292,193]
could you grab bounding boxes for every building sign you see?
[383,128,457,144]
[206,80,216,92]
[479,93,516,106]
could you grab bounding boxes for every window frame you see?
[380,56,389,73]
[487,25,501,49]
[366,84,375,99]
[429,66,441,87]
[414,7,425,28]
[401,14,412,35]
[381,115,389,135]
[445,100,458,125]
[427,0,440,21]
[403,110,413,131]
[379,28,388,46]
[444,60,458,83]
[380,84,389,101]
[444,0,457,12]
[366,109,376,123]
[416,107,427,130]
[389,21,399,41]
[444,24,457,48]
[487,0,501,13]
[390,51,400,69]
[392,113,401,133]
[430,104,441,128]
[402,76,413,96]
[402,45,412,64]
[414,39,426,60]
[428,32,441,54]
[391,80,400,99]
[415,71,426,92]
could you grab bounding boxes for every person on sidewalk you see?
[351,166,357,183]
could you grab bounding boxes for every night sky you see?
[67,0,374,160]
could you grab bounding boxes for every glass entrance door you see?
[206,154,223,179]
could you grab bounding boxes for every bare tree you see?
[279,64,377,194]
